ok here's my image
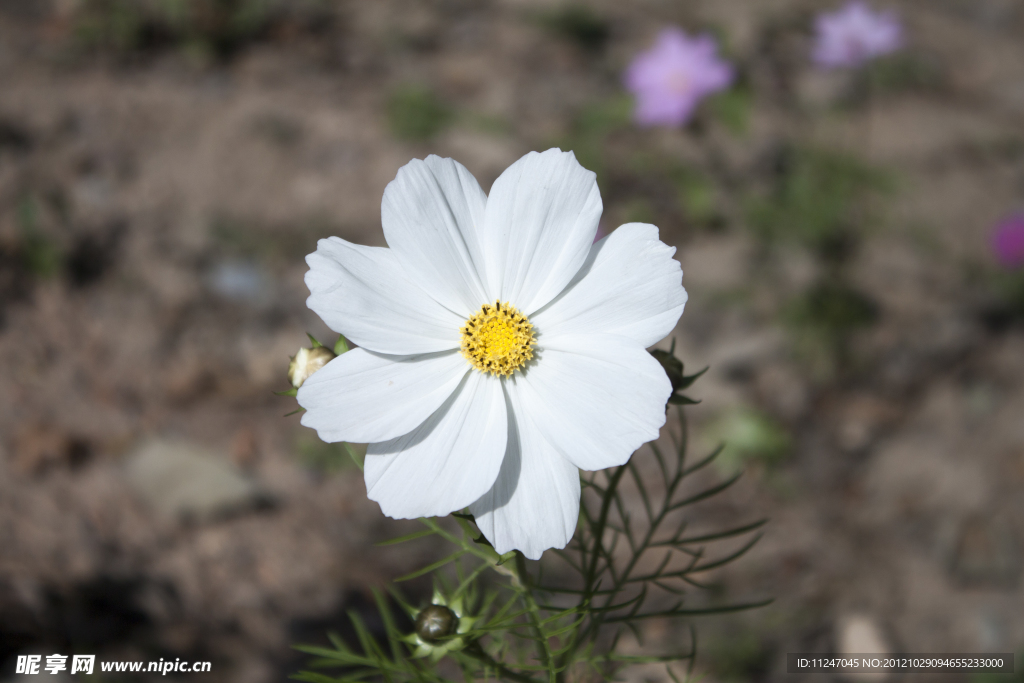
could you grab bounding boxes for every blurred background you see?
[0,0,1022,681]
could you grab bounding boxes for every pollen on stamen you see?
[460,300,536,377]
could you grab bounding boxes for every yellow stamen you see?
[460,301,536,377]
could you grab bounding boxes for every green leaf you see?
[376,528,437,547]
[669,472,743,511]
[673,519,768,545]
[394,550,465,582]
[371,588,403,663]
[682,443,725,477]
[689,533,764,573]
[604,598,773,622]
[293,645,358,660]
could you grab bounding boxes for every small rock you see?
[974,610,1005,651]
[124,439,267,523]
[207,260,270,306]
[836,614,891,681]
[837,614,890,655]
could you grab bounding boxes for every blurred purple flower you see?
[812,1,902,69]
[992,214,1024,270]
[625,28,733,128]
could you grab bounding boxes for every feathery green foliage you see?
[291,358,769,682]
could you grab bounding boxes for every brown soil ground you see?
[1,1,1022,681]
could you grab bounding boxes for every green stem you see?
[462,642,538,683]
[584,465,628,593]
[515,552,556,683]
[555,465,629,681]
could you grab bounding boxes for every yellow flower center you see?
[460,301,536,377]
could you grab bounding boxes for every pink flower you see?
[625,28,733,128]
[992,214,1024,270]
[812,1,902,69]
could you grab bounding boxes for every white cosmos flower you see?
[297,149,687,559]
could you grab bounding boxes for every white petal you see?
[509,334,670,471]
[298,348,469,444]
[483,149,603,313]
[470,391,580,560]
[533,223,687,348]
[364,370,507,519]
[306,237,463,355]
[382,156,489,316]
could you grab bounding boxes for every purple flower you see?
[812,1,902,69]
[992,214,1024,270]
[625,28,733,128]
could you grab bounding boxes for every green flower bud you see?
[288,346,336,389]
[650,348,686,393]
[650,344,705,407]
[414,604,458,643]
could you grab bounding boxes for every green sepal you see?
[306,333,323,348]
[274,387,298,397]
[495,551,516,566]
[676,365,708,390]
[667,394,701,406]
[334,334,350,355]
[343,442,364,471]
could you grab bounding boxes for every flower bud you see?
[414,604,458,643]
[650,345,705,406]
[650,348,686,393]
[288,346,336,388]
